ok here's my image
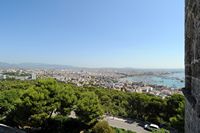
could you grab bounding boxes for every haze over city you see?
[0,0,184,68]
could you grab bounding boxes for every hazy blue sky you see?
[0,0,184,68]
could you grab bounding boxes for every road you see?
[105,116,150,133]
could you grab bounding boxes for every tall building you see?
[31,73,37,80]
[184,0,200,132]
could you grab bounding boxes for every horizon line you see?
[0,61,184,70]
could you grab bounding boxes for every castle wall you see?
[185,0,200,132]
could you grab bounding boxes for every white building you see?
[31,73,37,80]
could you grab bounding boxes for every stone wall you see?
[185,0,200,132]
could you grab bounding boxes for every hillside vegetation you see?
[0,79,184,133]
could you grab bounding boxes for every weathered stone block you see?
[185,76,192,89]
[195,29,200,60]
[185,65,192,77]
[185,39,192,64]
[191,61,200,79]
[191,78,200,100]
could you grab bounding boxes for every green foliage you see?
[127,93,168,123]
[166,94,185,132]
[57,86,77,116]
[152,128,170,133]
[1,79,77,127]
[89,87,129,117]
[0,89,22,119]
[6,79,62,127]
[76,92,104,125]
[0,79,185,132]
[92,121,114,133]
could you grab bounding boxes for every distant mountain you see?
[0,62,184,71]
[0,62,15,68]
[18,63,74,69]
[0,62,75,69]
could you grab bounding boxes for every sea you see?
[120,69,185,89]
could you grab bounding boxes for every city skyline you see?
[0,0,184,68]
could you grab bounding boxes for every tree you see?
[166,94,185,131]
[128,93,150,119]
[0,79,185,133]
[0,89,22,120]
[92,121,114,133]
[6,79,70,127]
[76,92,104,125]
[57,86,77,116]
[145,97,166,123]
[166,94,185,117]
